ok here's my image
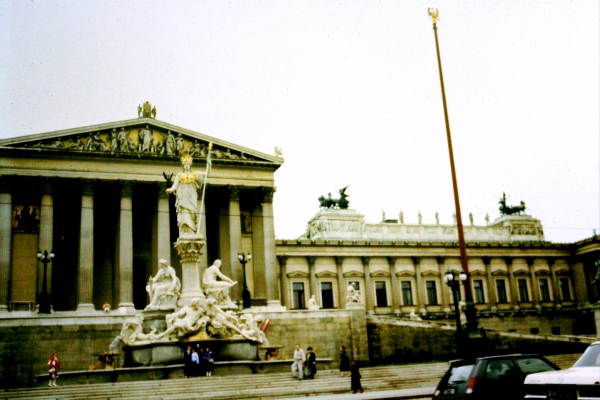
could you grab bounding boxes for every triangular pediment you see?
[0,117,283,166]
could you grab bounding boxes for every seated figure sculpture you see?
[202,259,237,307]
[307,295,320,310]
[240,313,270,344]
[120,314,158,346]
[205,298,252,340]
[346,283,362,304]
[158,298,207,341]
[146,259,181,310]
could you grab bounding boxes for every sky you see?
[0,0,598,243]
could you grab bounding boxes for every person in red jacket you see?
[48,351,61,387]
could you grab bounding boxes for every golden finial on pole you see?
[428,8,439,24]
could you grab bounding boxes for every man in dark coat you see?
[305,347,317,379]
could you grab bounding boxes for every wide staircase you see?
[0,354,581,400]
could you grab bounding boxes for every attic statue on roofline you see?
[318,186,350,209]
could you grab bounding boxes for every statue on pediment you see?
[166,152,206,238]
[109,129,118,152]
[138,125,153,152]
[86,133,108,151]
[138,104,142,118]
[142,101,152,118]
[151,105,157,119]
[225,149,239,160]
[118,128,129,152]
[66,136,85,150]
[189,140,206,158]
[165,131,176,155]
[175,133,185,155]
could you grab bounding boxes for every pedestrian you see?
[190,346,199,377]
[291,344,305,379]
[204,347,215,376]
[197,345,207,377]
[48,351,61,387]
[351,359,363,393]
[339,345,350,377]
[305,347,317,379]
[183,345,193,378]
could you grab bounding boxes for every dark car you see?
[433,354,560,399]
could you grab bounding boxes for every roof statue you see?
[499,192,526,215]
[274,147,283,158]
[141,101,154,118]
[318,186,350,209]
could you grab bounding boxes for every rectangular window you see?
[559,278,571,301]
[426,281,438,305]
[539,278,551,302]
[375,281,388,307]
[518,279,529,302]
[473,280,485,304]
[496,280,508,303]
[292,282,305,309]
[321,282,334,309]
[401,281,413,306]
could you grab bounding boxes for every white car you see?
[524,341,600,399]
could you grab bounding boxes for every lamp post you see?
[37,250,54,314]
[444,269,467,354]
[238,252,252,309]
[427,8,482,350]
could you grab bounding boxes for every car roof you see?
[450,354,548,364]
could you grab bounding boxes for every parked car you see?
[524,341,600,399]
[433,354,560,399]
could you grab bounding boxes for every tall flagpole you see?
[427,8,482,354]
[196,142,213,237]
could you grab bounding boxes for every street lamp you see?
[445,269,467,354]
[238,252,252,309]
[37,250,54,314]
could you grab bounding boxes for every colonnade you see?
[0,176,280,313]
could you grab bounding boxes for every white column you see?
[38,179,54,298]
[228,186,243,302]
[0,177,12,313]
[362,257,374,314]
[77,179,95,312]
[261,187,281,309]
[117,181,135,312]
[157,182,171,266]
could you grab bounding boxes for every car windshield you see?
[574,344,600,367]
[515,357,557,373]
[447,364,474,385]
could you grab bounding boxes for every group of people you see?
[183,345,215,378]
[291,344,317,380]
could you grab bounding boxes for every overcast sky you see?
[0,1,598,243]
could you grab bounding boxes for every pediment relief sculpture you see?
[491,270,509,276]
[395,270,415,277]
[343,270,364,278]
[286,271,309,278]
[370,270,390,278]
[315,271,337,278]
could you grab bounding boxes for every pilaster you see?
[482,257,497,311]
[335,256,345,309]
[362,256,374,314]
[527,257,541,309]
[413,257,426,314]
[387,257,401,314]
[278,256,289,309]
[548,258,562,309]
[505,258,519,310]
[437,257,451,313]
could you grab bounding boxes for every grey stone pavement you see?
[281,386,435,399]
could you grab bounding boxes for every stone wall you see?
[0,323,122,389]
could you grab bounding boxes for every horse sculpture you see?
[499,192,526,215]
[318,186,350,209]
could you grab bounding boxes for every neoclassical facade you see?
[0,109,283,313]
[275,209,600,334]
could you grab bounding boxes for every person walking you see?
[305,347,317,379]
[48,351,61,387]
[351,359,363,394]
[339,346,350,377]
[291,344,305,379]
[204,347,215,376]
[183,345,193,378]
[190,346,199,377]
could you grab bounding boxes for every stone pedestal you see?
[346,302,365,310]
[174,238,206,307]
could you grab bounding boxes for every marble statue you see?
[165,131,176,155]
[225,149,239,159]
[399,210,404,224]
[205,298,252,340]
[138,104,142,117]
[120,315,157,346]
[138,125,153,152]
[109,129,118,152]
[158,299,207,340]
[175,133,185,155]
[142,101,152,117]
[274,147,283,158]
[45,138,64,149]
[118,128,128,152]
[202,259,237,307]
[435,211,439,225]
[418,210,423,224]
[452,212,457,225]
[127,138,136,152]
[145,259,181,310]
[346,283,361,304]
[409,310,422,321]
[240,313,269,344]
[189,140,202,157]
[86,133,107,151]
[166,153,206,238]
[66,137,85,150]
[381,209,386,222]
[307,295,320,310]
[485,213,490,225]
[469,212,474,226]
[151,105,157,118]
[240,152,247,160]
